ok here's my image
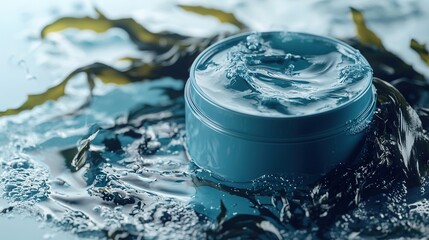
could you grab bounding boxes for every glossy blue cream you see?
[185,32,376,182]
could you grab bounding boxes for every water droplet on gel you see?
[245,34,263,51]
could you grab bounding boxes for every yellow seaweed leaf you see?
[0,63,134,116]
[178,5,245,29]
[41,16,113,38]
[410,39,429,66]
[6,9,225,118]
[0,77,69,116]
[42,9,186,49]
[350,7,384,49]
[95,68,131,85]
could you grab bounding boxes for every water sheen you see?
[195,32,372,116]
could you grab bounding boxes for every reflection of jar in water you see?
[185,31,376,183]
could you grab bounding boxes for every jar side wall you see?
[185,93,371,182]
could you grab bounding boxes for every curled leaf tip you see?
[349,7,359,13]
[350,7,384,49]
[410,39,429,66]
[94,7,108,19]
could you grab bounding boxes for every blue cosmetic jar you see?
[185,31,376,182]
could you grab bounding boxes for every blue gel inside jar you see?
[185,31,376,182]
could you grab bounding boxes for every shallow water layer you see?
[0,80,209,239]
[195,32,372,116]
[2,77,429,239]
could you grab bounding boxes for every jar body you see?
[185,80,376,182]
[185,31,376,182]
